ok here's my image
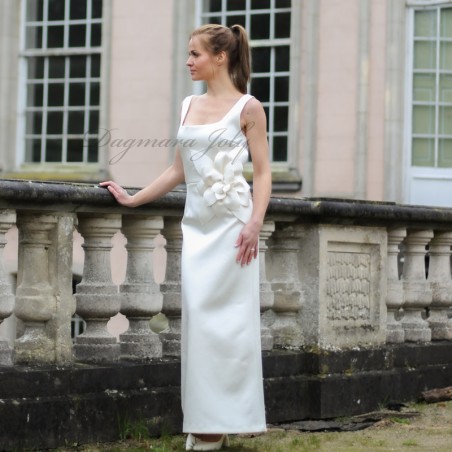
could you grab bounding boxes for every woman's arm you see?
[235,98,272,266]
[99,148,185,207]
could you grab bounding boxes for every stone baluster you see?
[74,214,122,362]
[259,221,275,351]
[160,217,183,357]
[0,210,16,365]
[119,215,164,359]
[427,231,452,340]
[268,223,304,348]
[401,229,433,342]
[386,228,406,343]
[14,214,58,364]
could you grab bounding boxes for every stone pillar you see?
[160,217,183,357]
[259,221,275,351]
[119,215,163,359]
[0,210,15,365]
[298,225,387,348]
[74,214,122,362]
[427,231,452,340]
[386,228,406,343]
[268,223,304,349]
[14,214,58,364]
[402,229,433,342]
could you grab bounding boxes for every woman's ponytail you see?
[229,24,251,94]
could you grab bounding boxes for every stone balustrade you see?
[1,180,452,367]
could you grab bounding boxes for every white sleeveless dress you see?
[177,94,267,434]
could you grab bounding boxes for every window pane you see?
[251,14,270,39]
[26,0,44,22]
[252,47,271,73]
[68,111,85,134]
[251,77,270,102]
[438,139,452,167]
[69,83,86,106]
[69,25,86,47]
[440,41,452,70]
[413,73,436,102]
[48,0,65,21]
[91,55,101,77]
[47,25,65,48]
[228,0,246,10]
[414,41,436,70]
[207,0,222,12]
[275,0,291,7]
[275,46,290,72]
[273,136,288,161]
[439,74,452,102]
[48,83,65,106]
[26,111,42,134]
[26,26,43,48]
[45,139,62,162]
[412,138,435,166]
[70,0,87,20]
[67,139,84,162]
[91,0,102,18]
[413,105,435,134]
[275,76,289,101]
[27,84,44,107]
[440,8,452,38]
[47,111,64,134]
[25,138,41,162]
[274,106,288,132]
[226,15,246,28]
[275,12,291,39]
[89,110,99,132]
[91,23,102,46]
[251,0,270,9]
[28,57,45,79]
[70,56,86,78]
[90,83,100,105]
[439,106,452,134]
[49,56,65,78]
[414,10,437,37]
[87,139,99,162]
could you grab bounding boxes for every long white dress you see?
[177,94,267,434]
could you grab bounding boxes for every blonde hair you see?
[190,24,251,94]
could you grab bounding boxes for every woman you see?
[100,23,271,451]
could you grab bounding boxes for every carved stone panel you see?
[299,224,387,348]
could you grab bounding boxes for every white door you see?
[407,6,452,207]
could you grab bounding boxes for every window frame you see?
[15,0,111,180]
[194,0,301,182]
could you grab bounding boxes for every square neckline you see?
[180,94,250,127]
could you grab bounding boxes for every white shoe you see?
[185,433,230,450]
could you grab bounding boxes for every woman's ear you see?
[216,51,226,65]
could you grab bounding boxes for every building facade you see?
[2,0,452,206]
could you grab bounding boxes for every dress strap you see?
[180,96,194,126]
[231,94,254,116]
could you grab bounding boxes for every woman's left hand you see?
[235,219,261,266]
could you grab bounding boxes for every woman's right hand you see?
[99,181,136,207]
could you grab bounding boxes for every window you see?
[410,6,452,168]
[198,0,292,162]
[19,0,102,165]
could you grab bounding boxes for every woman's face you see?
[186,36,217,82]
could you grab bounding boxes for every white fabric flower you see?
[196,147,251,222]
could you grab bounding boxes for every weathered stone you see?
[119,215,163,359]
[298,224,387,348]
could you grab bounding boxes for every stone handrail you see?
[0,179,451,365]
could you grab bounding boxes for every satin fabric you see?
[177,95,266,434]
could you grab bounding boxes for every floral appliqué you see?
[196,146,251,223]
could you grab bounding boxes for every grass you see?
[56,401,452,451]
